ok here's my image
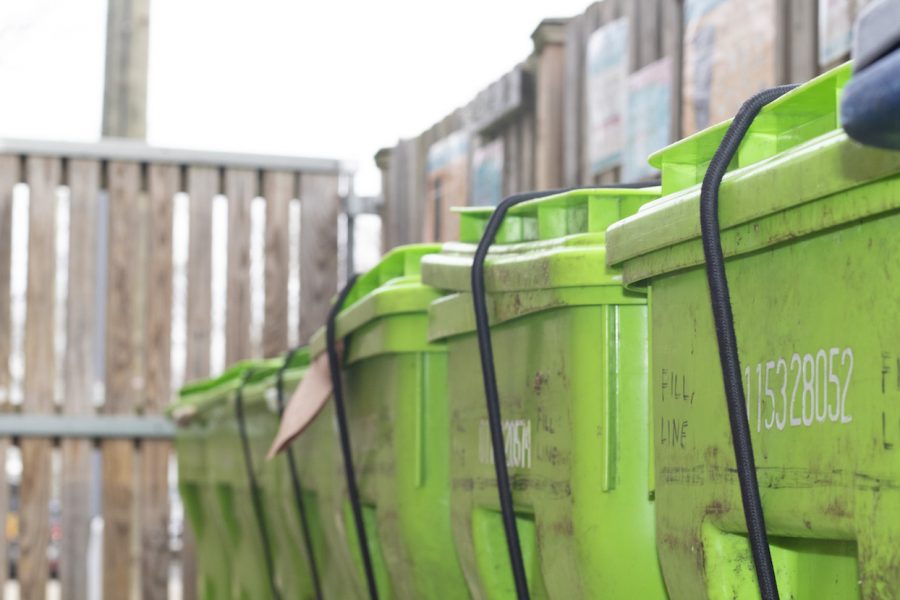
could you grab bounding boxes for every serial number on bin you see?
[744,347,854,432]
[479,418,532,469]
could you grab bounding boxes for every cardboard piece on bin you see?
[267,342,342,459]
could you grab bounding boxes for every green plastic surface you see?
[304,243,470,599]
[423,187,667,599]
[607,62,900,598]
[174,353,322,599]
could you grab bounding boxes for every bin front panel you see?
[649,200,900,598]
[445,302,665,599]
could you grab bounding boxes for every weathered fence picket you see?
[0,138,346,599]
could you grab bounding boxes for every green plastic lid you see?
[422,188,658,342]
[607,62,900,286]
[171,350,311,422]
[650,64,852,197]
[309,244,443,359]
[420,187,660,293]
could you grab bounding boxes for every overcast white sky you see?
[0,0,591,195]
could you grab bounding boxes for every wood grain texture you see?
[139,164,177,600]
[20,156,60,598]
[103,161,143,600]
[0,439,9,592]
[139,441,170,600]
[103,439,135,598]
[181,525,198,600]
[639,0,663,67]
[374,149,393,253]
[412,135,430,245]
[20,438,52,599]
[263,171,293,357]
[24,156,59,412]
[104,162,142,414]
[384,144,401,251]
[0,156,17,404]
[789,0,818,82]
[102,0,150,138]
[143,164,176,413]
[185,166,217,381]
[563,15,585,186]
[520,111,536,191]
[62,159,101,600]
[535,41,565,190]
[299,174,339,343]
[182,165,218,597]
[61,438,91,600]
[623,0,640,72]
[581,3,606,185]
[503,122,521,196]
[225,169,256,363]
[662,0,684,142]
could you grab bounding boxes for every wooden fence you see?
[377,0,869,247]
[0,138,347,599]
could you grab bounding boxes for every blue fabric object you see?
[841,47,900,150]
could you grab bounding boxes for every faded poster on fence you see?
[586,18,628,176]
[425,130,470,242]
[819,0,873,66]
[471,138,504,207]
[623,57,673,183]
[682,0,777,135]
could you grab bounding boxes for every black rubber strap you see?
[235,368,281,600]
[699,84,798,600]
[470,183,654,599]
[326,274,380,600]
[471,189,567,600]
[276,347,324,600]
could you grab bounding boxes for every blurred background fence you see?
[0,138,348,599]
[377,0,872,247]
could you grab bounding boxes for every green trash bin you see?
[607,63,900,598]
[173,372,239,600]
[304,243,470,599]
[420,188,667,599]
[205,360,282,600]
[249,351,326,600]
[291,388,363,599]
[262,348,323,600]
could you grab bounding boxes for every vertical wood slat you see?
[225,169,257,364]
[374,149,393,253]
[534,32,566,190]
[182,165,218,599]
[563,13,585,187]
[20,156,60,600]
[662,0,684,142]
[0,156,17,405]
[788,0,819,82]
[183,165,218,599]
[299,174,339,343]
[0,158,14,599]
[262,171,294,357]
[186,167,217,382]
[639,0,663,67]
[62,159,101,600]
[103,161,142,599]
[581,3,606,185]
[520,111,536,192]
[139,164,178,600]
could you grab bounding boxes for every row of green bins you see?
[174,355,321,599]
[607,63,900,598]
[173,371,237,600]
[289,386,363,598]
[420,188,668,599]
[303,243,470,599]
